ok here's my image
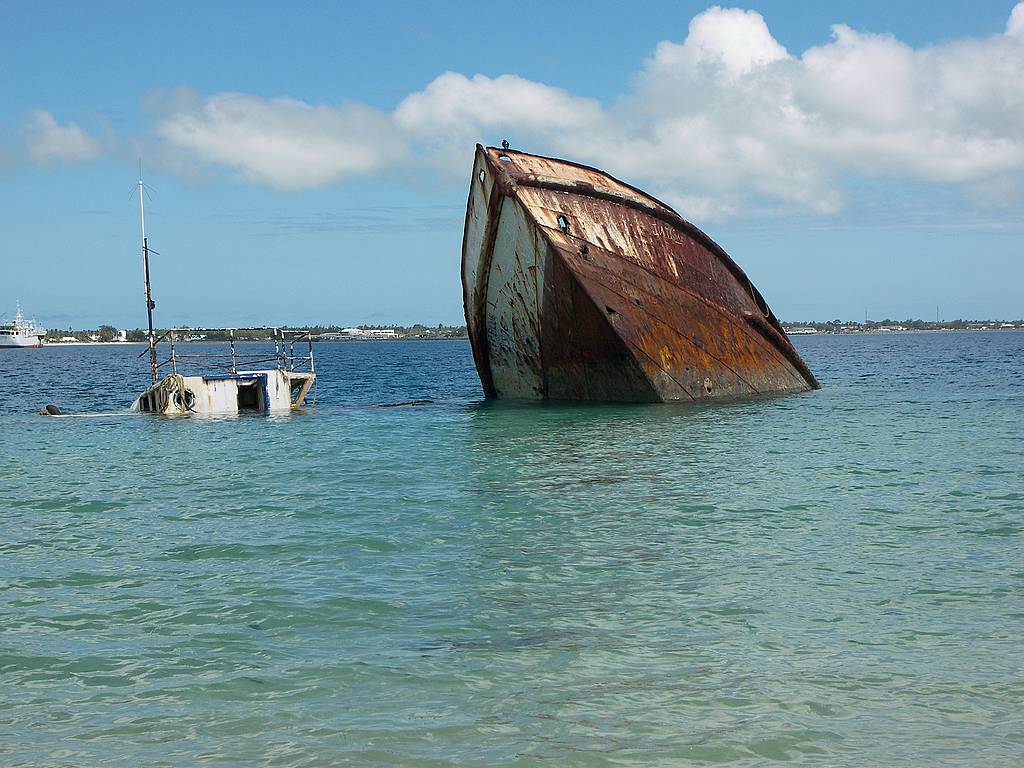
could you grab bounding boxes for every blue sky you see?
[2,1,1022,329]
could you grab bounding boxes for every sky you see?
[2,0,1023,329]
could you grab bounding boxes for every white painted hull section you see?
[0,336,43,348]
[463,152,547,399]
[484,199,545,397]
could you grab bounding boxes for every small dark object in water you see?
[377,399,434,408]
[40,404,62,416]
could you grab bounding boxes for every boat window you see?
[237,381,261,411]
[498,154,512,163]
[478,169,485,182]
[557,215,570,233]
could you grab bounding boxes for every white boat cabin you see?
[132,328,316,415]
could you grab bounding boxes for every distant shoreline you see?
[783,327,1021,336]
[42,341,147,346]
[35,327,1022,347]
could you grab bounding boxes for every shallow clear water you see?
[1,334,1022,766]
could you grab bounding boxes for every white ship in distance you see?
[0,303,46,348]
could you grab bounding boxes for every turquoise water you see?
[1,334,1022,766]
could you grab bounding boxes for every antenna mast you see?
[139,163,158,384]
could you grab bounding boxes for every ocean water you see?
[1,333,1021,767]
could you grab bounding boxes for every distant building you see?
[316,328,400,341]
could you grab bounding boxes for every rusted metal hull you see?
[461,145,819,402]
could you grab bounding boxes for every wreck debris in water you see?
[130,169,316,416]
[131,328,316,415]
[461,145,820,402]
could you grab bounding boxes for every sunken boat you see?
[128,173,316,416]
[461,145,819,402]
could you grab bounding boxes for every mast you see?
[139,168,158,384]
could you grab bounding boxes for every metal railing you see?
[140,327,315,377]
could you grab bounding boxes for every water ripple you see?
[1,335,1022,766]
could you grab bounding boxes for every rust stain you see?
[461,145,820,402]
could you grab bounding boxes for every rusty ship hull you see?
[461,145,819,402]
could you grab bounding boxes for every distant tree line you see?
[46,324,471,342]
[46,318,1020,343]
[781,318,1022,332]
[45,325,121,342]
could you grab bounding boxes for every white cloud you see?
[155,89,406,189]
[23,110,101,164]
[573,4,1024,218]
[145,3,1024,220]
[395,72,600,137]
[1009,2,1024,36]
[645,6,789,82]
[394,72,602,174]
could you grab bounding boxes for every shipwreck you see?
[131,327,316,415]
[129,173,316,416]
[461,145,819,402]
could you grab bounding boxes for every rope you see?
[153,373,194,413]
